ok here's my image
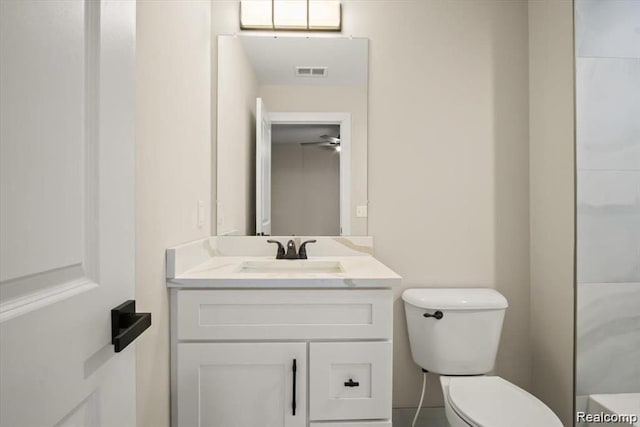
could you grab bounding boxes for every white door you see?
[256,97,272,236]
[0,1,137,426]
[177,343,306,427]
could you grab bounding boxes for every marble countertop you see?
[166,236,401,289]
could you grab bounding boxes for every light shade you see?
[308,0,341,30]
[240,0,273,29]
[240,0,341,31]
[274,0,307,29]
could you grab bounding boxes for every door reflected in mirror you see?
[216,35,368,236]
[272,123,341,236]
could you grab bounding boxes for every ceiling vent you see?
[295,66,328,78]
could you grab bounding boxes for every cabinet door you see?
[309,342,392,421]
[178,343,306,427]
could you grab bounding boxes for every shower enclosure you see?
[575,1,640,425]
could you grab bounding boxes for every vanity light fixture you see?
[240,0,341,31]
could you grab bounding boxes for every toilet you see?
[402,288,562,427]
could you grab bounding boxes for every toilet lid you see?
[447,376,562,427]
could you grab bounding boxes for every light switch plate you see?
[356,205,368,218]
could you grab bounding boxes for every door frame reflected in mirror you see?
[257,111,351,236]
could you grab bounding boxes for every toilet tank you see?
[402,288,508,375]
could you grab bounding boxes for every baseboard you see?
[392,407,448,427]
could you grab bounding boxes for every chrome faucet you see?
[267,239,317,260]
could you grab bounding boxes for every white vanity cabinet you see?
[171,289,394,427]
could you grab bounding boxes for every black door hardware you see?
[111,300,151,353]
[292,359,297,415]
[344,378,360,387]
[423,310,444,320]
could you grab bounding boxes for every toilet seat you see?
[446,376,562,427]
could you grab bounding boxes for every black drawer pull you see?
[344,378,359,387]
[292,359,297,415]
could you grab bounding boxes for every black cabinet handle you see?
[344,378,359,387]
[111,300,151,353]
[292,359,297,415]
[423,310,444,320]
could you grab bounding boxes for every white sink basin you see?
[238,260,344,274]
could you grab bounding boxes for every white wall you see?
[211,0,532,411]
[345,0,532,410]
[259,84,368,236]
[136,2,211,427]
[217,36,258,236]
[528,1,576,425]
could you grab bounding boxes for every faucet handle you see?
[298,240,317,260]
[267,240,285,259]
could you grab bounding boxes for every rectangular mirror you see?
[216,35,368,236]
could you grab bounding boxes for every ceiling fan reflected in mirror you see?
[300,134,342,151]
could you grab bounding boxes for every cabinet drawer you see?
[310,423,391,427]
[309,342,392,421]
[176,289,392,340]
